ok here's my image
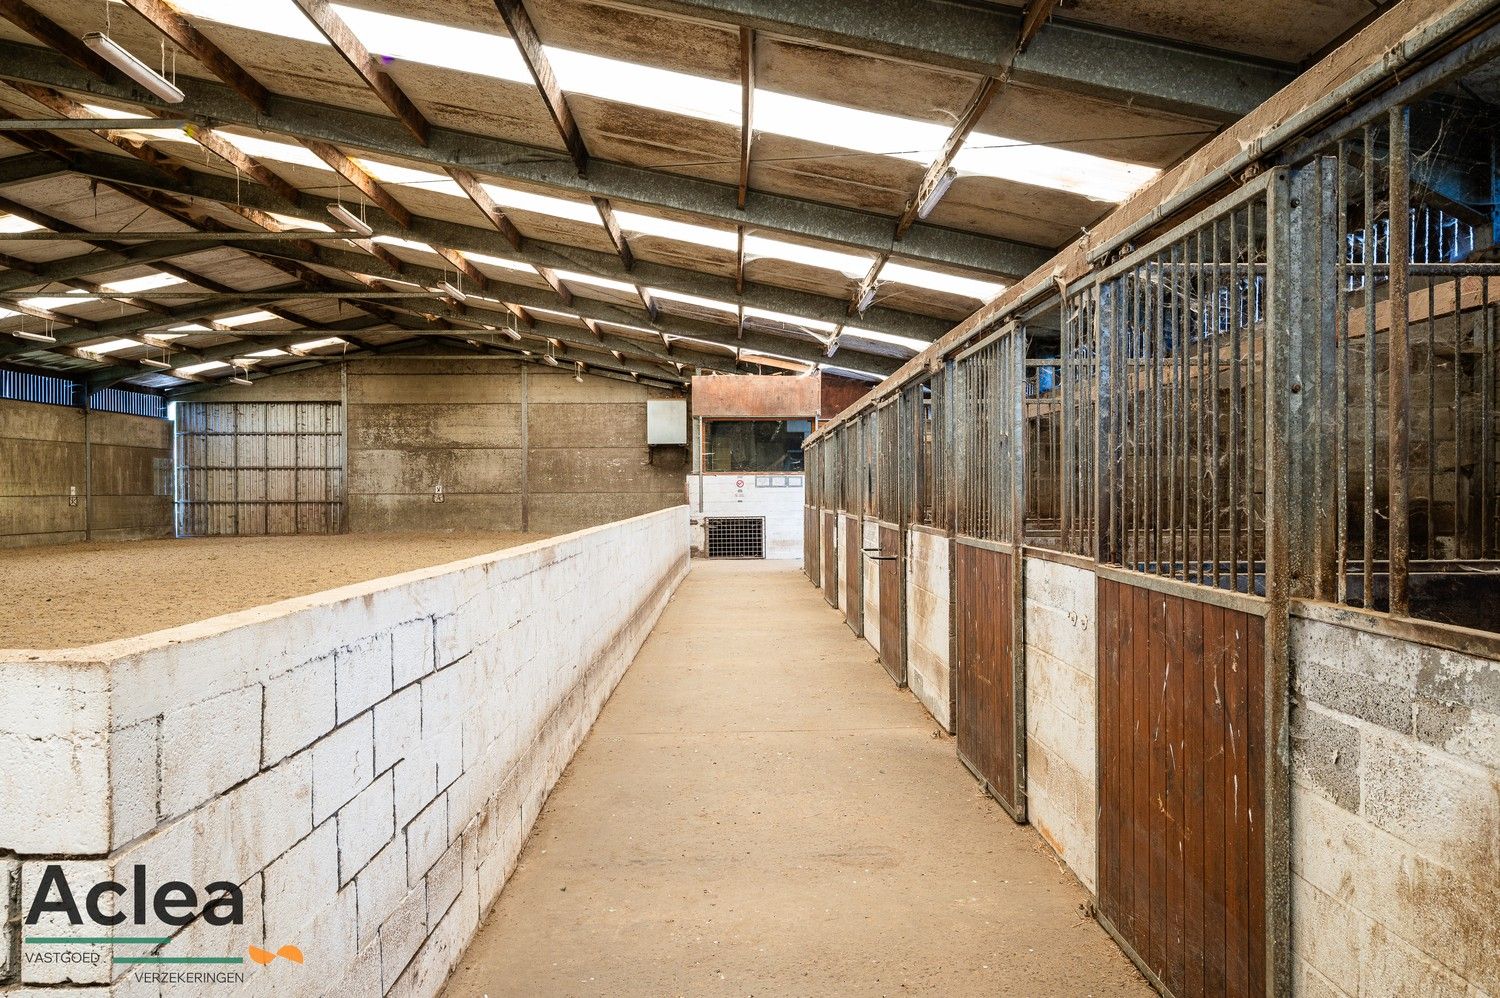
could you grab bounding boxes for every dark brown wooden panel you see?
[953,541,1022,819]
[844,516,864,637]
[804,505,820,585]
[1097,578,1266,997]
[877,523,904,686]
[820,511,837,607]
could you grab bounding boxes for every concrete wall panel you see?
[1290,614,1500,995]
[906,529,951,731]
[0,400,170,547]
[1022,555,1097,894]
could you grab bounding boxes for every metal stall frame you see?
[1080,165,1293,998]
[950,320,1028,822]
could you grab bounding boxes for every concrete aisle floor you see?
[443,560,1149,997]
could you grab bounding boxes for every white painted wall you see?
[861,519,880,655]
[906,530,951,731]
[1021,555,1098,894]
[689,473,805,559]
[1289,614,1499,997]
[0,507,690,996]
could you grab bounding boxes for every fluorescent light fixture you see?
[290,337,345,353]
[855,284,877,313]
[82,33,185,103]
[916,168,957,220]
[439,280,467,303]
[228,368,254,385]
[139,357,172,369]
[574,361,584,383]
[12,330,56,343]
[542,354,560,367]
[327,204,373,237]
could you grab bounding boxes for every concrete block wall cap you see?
[0,505,690,659]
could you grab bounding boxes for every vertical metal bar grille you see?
[1310,98,1500,627]
[1097,176,1276,592]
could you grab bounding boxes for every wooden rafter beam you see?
[1016,0,1061,55]
[291,0,429,144]
[893,76,1001,240]
[302,139,413,228]
[120,0,270,112]
[493,0,586,174]
[593,197,634,271]
[738,27,754,210]
[445,166,523,250]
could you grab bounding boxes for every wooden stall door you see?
[877,524,905,686]
[820,511,838,607]
[843,516,864,637]
[803,506,820,586]
[1096,577,1266,998]
[953,540,1023,819]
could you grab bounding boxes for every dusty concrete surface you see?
[443,560,1148,997]
[0,531,545,648]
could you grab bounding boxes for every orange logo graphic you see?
[247,944,304,966]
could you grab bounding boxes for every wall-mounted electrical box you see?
[646,400,688,445]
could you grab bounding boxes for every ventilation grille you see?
[706,517,765,559]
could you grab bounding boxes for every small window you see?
[703,418,809,473]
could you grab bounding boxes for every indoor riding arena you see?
[0,1,1496,996]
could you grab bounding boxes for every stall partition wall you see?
[951,329,1027,819]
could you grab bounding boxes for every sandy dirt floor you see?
[0,532,546,649]
[443,560,1149,997]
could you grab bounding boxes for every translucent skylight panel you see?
[21,294,96,309]
[101,273,186,293]
[354,159,464,197]
[878,262,1006,302]
[744,307,836,333]
[216,133,329,170]
[171,0,327,43]
[754,91,945,164]
[291,337,345,350]
[240,348,288,358]
[648,289,737,314]
[77,338,142,355]
[614,212,737,251]
[267,212,332,232]
[954,134,1156,203]
[548,49,739,125]
[214,310,280,327]
[841,327,928,353]
[462,252,536,275]
[168,323,210,333]
[174,360,229,375]
[0,214,44,233]
[372,234,438,255]
[334,6,532,83]
[743,236,871,279]
[554,270,638,294]
[479,184,601,225]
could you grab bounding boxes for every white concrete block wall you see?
[1289,614,1499,996]
[1021,555,1098,894]
[689,475,805,559]
[0,506,689,997]
[853,521,879,653]
[905,530,951,731]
